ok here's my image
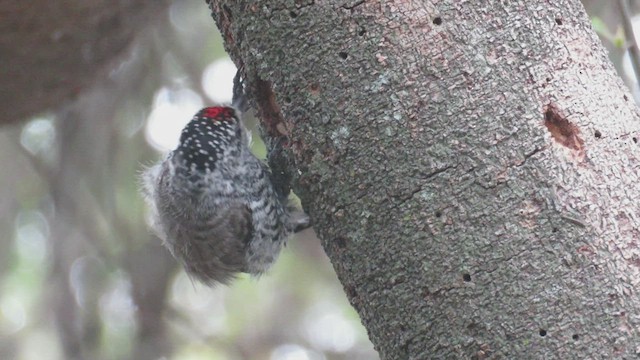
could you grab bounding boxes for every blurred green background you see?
[0,1,638,359]
[0,2,375,359]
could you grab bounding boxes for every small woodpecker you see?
[142,70,308,285]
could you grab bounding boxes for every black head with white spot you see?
[175,107,242,173]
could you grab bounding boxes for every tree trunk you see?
[210,0,640,358]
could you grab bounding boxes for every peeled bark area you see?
[0,1,168,125]
[212,0,640,358]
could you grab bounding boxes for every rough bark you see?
[210,0,640,358]
[0,0,169,125]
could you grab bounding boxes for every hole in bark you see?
[433,16,443,25]
[543,104,584,152]
[572,334,579,340]
[624,94,629,101]
[358,28,366,36]
[555,18,563,25]
[552,227,559,233]
[435,210,442,218]
[284,96,292,104]
[463,273,472,282]
[338,51,348,59]
[345,285,357,298]
[633,137,638,143]
[308,83,320,97]
[594,130,602,138]
[545,77,552,83]
[539,329,547,337]
[335,236,347,249]
[289,10,298,18]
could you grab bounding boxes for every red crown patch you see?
[202,107,234,120]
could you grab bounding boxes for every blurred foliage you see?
[591,16,626,48]
[2,2,640,360]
